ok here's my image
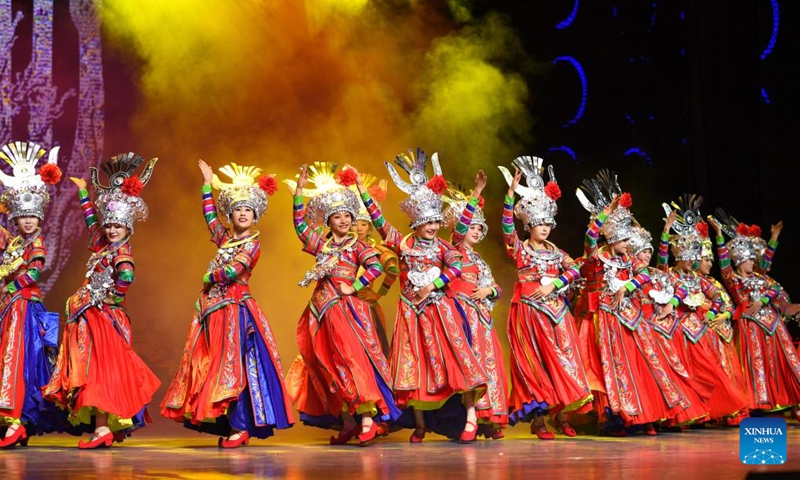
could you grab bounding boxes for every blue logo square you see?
[740,417,787,465]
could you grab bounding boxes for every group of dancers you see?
[0,141,798,450]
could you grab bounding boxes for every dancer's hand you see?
[783,303,800,317]
[413,284,435,304]
[610,289,626,309]
[357,289,380,302]
[198,160,213,185]
[708,314,727,328]
[745,301,762,317]
[657,302,674,319]
[663,210,677,234]
[297,164,309,191]
[770,221,783,241]
[472,170,487,198]
[470,286,494,301]
[506,167,522,197]
[103,295,116,305]
[530,283,556,301]
[707,216,723,237]
[70,177,87,190]
[338,282,356,296]
[602,195,621,217]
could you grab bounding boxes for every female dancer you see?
[497,158,591,439]
[161,160,294,448]
[352,175,398,355]
[0,142,62,448]
[652,199,748,423]
[355,149,488,443]
[43,153,161,448]
[576,169,704,435]
[290,163,399,445]
[443,170,509,439]
[709,213,800,413]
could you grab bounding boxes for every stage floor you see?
[2,422,799,479]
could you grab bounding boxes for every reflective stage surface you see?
[2,421,799,479]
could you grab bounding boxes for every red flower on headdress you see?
[426,175,447,195]
[368,184,387,202]
[544,181,561,201]
[619,192,633,208]
[748,225,762,237]
[736,223,749,236]
[477,195,485,209]
[695,221,709,238]
[39,163,62,185]
[258,174,279,196]
[335,168,358,187]
[121,176,143,197]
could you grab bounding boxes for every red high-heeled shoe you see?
[358,422,380,445]
[560,421,577,438]
[219,431,250,449]
[531,422,555,440]
[113,431,128,443]
[409,427,426,443]
[330,424,360,445]
[459,420,478,444]
[0,426,28,449]
[376,422,389,437]
[78,431,114,449]
[486,428,505,440]
[643,424,657,436]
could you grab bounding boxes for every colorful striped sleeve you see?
[656,232,670,271]
[377,253,399,296]
[202,184,227,247]
[452,197,479,246]
[361,190,402,250]
[109,261,134,304]
[758,239,778,273]
[624,261,652,292]
[353,248,383,291]
[584,212,608,256]
[552,252,581,289]
[79,189,99,231]
[502,195,520,258]
[700,276,724,320]
[203,240,258,285]
[433,246,462,289]
[293,195,323,255]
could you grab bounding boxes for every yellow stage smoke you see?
[71,0,533,412]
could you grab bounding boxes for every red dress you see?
[716,239,800,410]
[578,215,707,428]
[161,185,294,438]
[0,228,60,434]
[287,195,399,429]
[43,190,160,432]
[361,191,488,411]
[448,198,509,427]
[500,196,591,424]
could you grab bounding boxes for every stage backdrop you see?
[2,0,797,417]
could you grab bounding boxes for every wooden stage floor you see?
[2,421,799,479]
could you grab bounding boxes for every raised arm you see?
[757,221,781,273]
[71,177,100,233]
[198,160,228,247]
[203,239,260,287]
[502,167,522,257]
[708,217,734,288]
[453,170,486,246]
[352,166,402,249]
[584,195,620,256]
[656,211,676,271]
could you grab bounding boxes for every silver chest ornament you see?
[648,269,675,305]
[681,274,705,308]
[298,236,356,287]
[402,237,445,303]
[83,250,116,307]
[742,275,771,320]
[465,249,498,311]
[600,254,632,308]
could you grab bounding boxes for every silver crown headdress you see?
[442,182,488,241]
[213,163,277,223]
[662,194,704,262]
[385,148,445,229]
[91,152,157,233]
[576,169,634,244]
[712,208,758,267]
[498,156,560,230]
[627,225,654,257]
[0,141,62,221]
[283,162,361,228]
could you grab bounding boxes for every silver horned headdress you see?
[0,141,63,221]
[385,148,447,229]
[576,169,635,244]
[443,182,488,241]
[283,162,361,228]
[712,208,762,267]
[627,225,654,257]
[498,156,561,229]
[91,152,157,233]
[662,194,704,262]
[213,163,277,223]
